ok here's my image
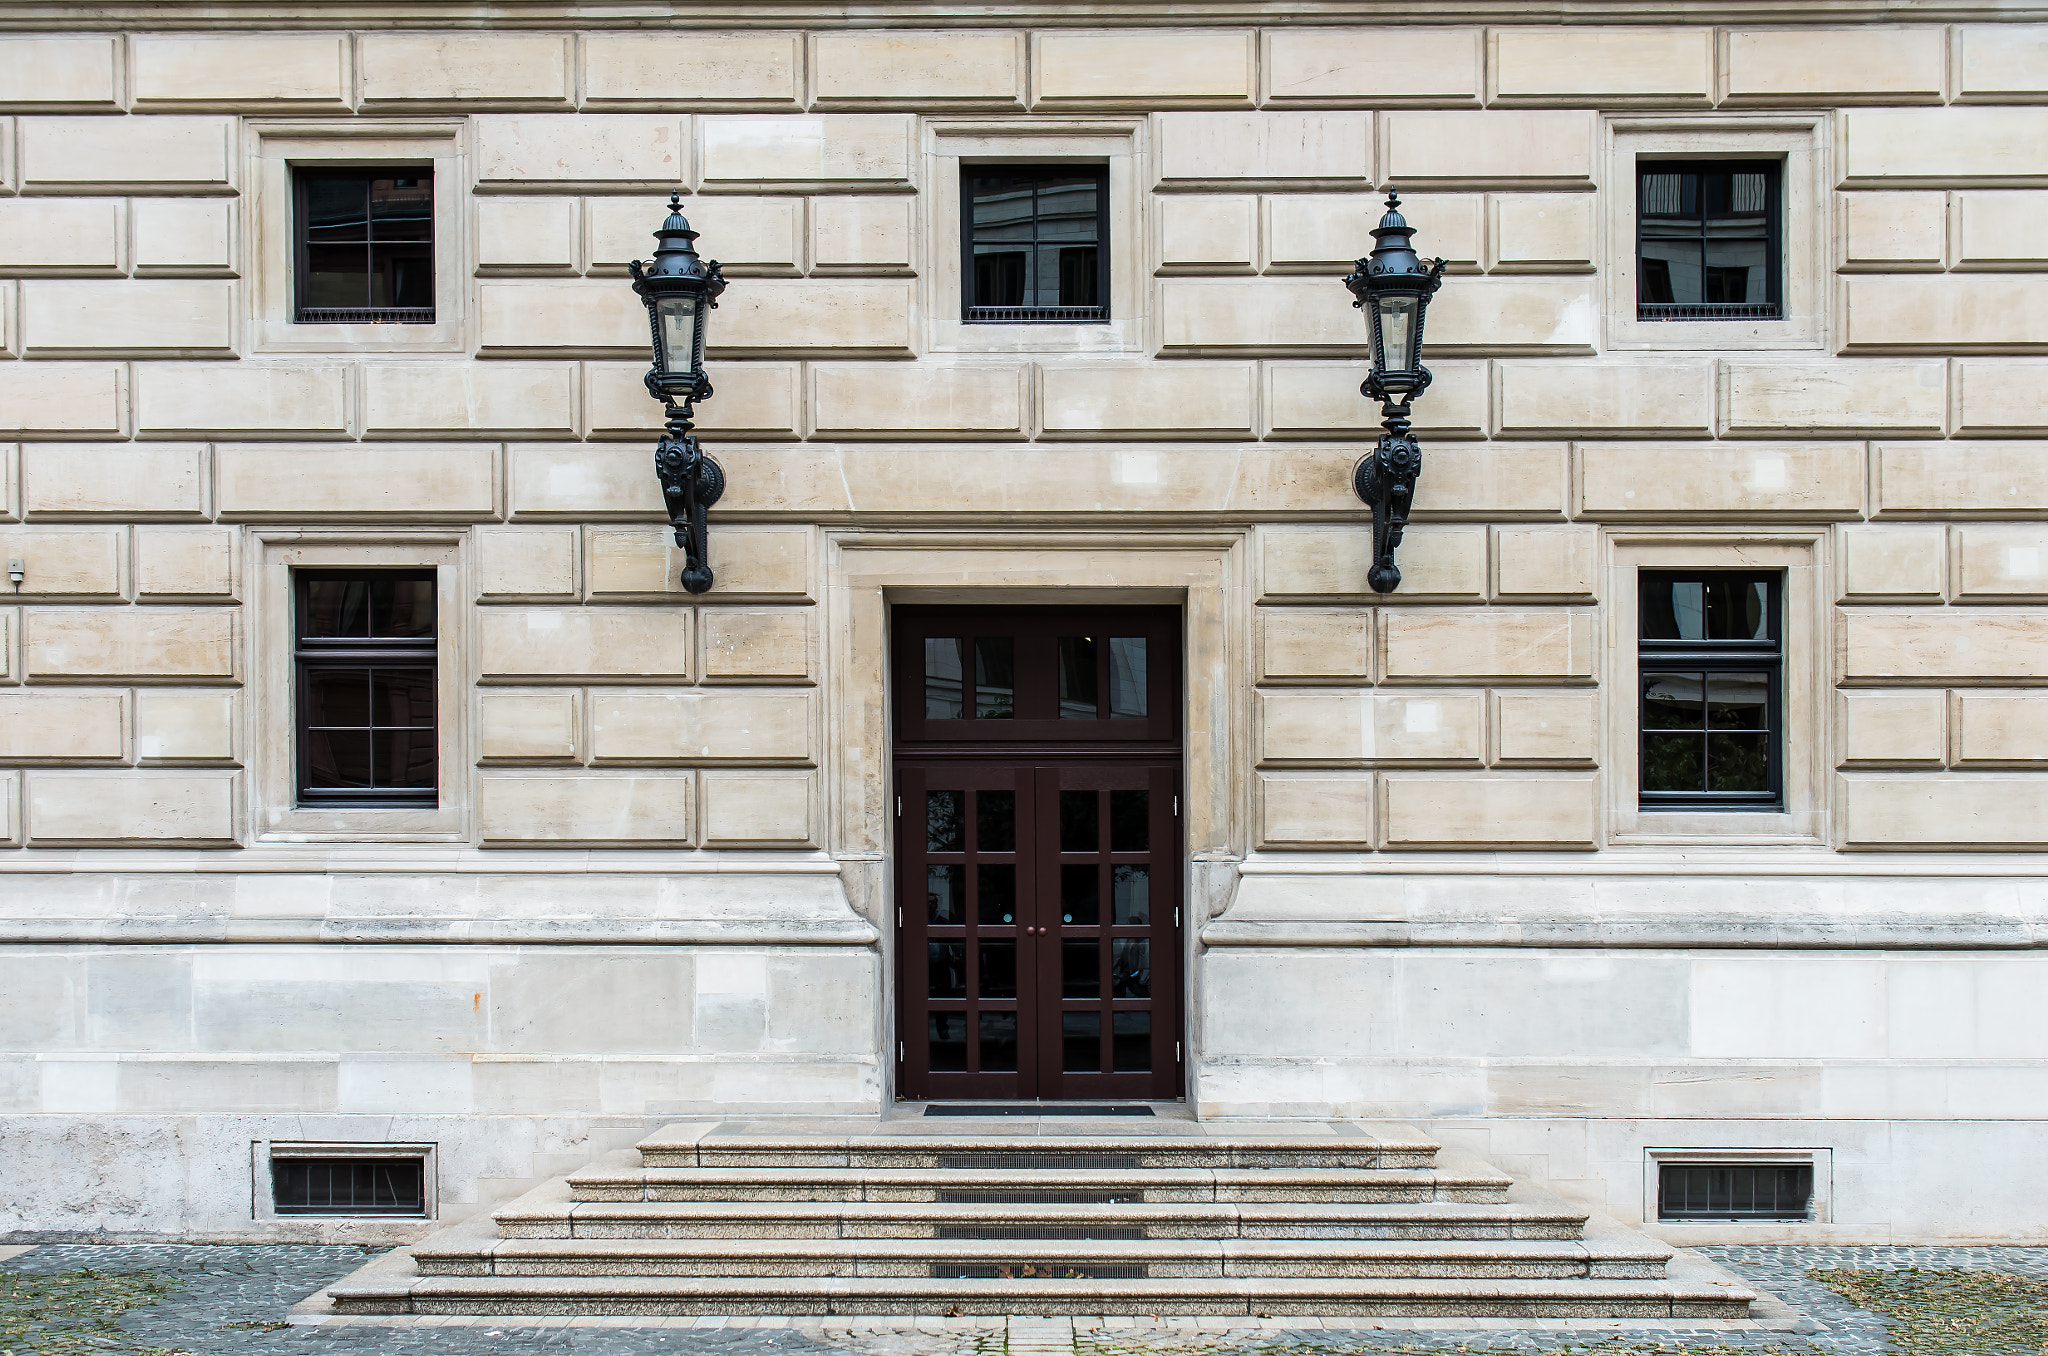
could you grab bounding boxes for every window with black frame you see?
[962,165,1109,324]
[1637,160,1781,321]
[295,571,438,806]
[294,169,435,324]
[1639,571,1783,810]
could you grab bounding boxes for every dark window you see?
[295,571,437,806]
[294,169,435,324]
[962,165,1109,324]
[273,1156,426,1216]
[1658,1163,1812,1221]
[1637,160,1781,321]
[1639,571,1782,810]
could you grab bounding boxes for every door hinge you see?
[897,795,902,816]
[897,906,904,927]
[1176,1041,1182,1062]
[899,1041,905,1062]
[1173,795,1179,815]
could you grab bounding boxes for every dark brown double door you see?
[894,606,1183,1101]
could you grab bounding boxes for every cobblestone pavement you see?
[3,1242,2045,1356]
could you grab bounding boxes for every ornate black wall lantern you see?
[628,194,727,594]
[1343,192,1446,594]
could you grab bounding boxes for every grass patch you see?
[1808,1266,2048,1356]
[0,1269,187,1356]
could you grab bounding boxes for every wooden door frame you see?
[823,531,1250,1109]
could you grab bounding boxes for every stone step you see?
[636,1123,1440,1172]
[413,1235,1671,1281]
[495,1192,1593,1244]
[566,1164,1513,1206]
[327,1269,1755,1319]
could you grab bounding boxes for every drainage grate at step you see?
[936,1189,1138,1204]
[923,1104,1154,1117]
[936,1224,1146,1240]
[940,1154,1143,1170]
[932,1263,1149,1279]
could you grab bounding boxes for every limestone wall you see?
[1,11,2047,1240]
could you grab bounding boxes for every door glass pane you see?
[370,668,435,727]
[1642,673,1705,728]
[978,1012,1018,1072]
[1708,733,1770,792]
[1062,1012,1101,1073]
[1058,636,1098,718]
[925,638,966,719]
[929,1013,968,1072]
[302,580,371,636]
[1642,733,1704,793]
[1110,790,1149,852]
[305,730,370,788]
[927,864,965,924]
[977,864,1016,925]
[1708,673,1769,729]
[1112,939,1151,998]
[976,790,1016,852]
[1642,578,1770,641]
[978,939,1017,998]
[1111,865,1150,926]
[1062,940,1099,998]
[1108,638,1147,718]
[927,943,966,999]
[375,730,437,789]
[1060,864,1099,926]
[372,577,435,636]
[926,790,964,852]
[1113,1012,1152,1071]
[974,637,1014,718]
[1059,791,1098,853]
[304,669,369,726]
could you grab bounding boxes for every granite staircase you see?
[326,1116,1755,1318]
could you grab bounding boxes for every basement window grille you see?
[272,1155,427,1217]
[1657,1162,1813,1221]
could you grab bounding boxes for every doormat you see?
[922,1104,1155,1117]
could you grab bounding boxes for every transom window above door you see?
[961,165,1109,325]
[894,607,1178,743]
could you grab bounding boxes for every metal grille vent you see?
[272,1156,425,1216]
[936,1224,1146,1240]
[936,1188,1137,1204]
[296,307,436,325]
[963,305,1110,325]
[940,1153,1143,1170]
[1658,1163,1813,1221]
[933,1263,1148,1279]
[1637,302,1781,322]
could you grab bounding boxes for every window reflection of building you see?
[1638,164,1777,320]
[965,167,1107,322]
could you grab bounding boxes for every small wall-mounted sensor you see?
[6,559,22,591]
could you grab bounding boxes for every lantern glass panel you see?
[1376,294,1419,374]
[656,294,701,376]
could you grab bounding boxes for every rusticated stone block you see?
[1844,276,2048,352]
[21,281,235,357]
[0,199,123,274]
[700,610,812,683]
[134,690,235,763]
[17,115,234,192]
[479,691,581,763]
[134,527,234,599]
[1492,28,1712,106]
[1842,774,2048,848]
[1265,359,1486,438]
[1039,363,1253,439]
[477,279,643,355]
[1842,609,2048,681]
[0,365,125,437]
[1498,361,1712,437]
[1955,524,2048,600]
[1260,689,1485,765]
[477,773,692,846]
[1956,24,2048,100]
[715,280,916,356]
[1262,528,1372,599]
[1262,28,1481,106]
[699,115,914,188]
[1724,360,1946,435]
[1492,193,1595,270]
[475,115,687,188]
[23,445,206,520]
[700,771,813,846]
[1032,30,1255,108]
[0,37,119,107]
[1955,192,2048,268]
[479,607,689,682]
[1841,192,1947,270]
[1580,443,1866,519]
[1382,609,1595,682]
[582,33,802,110]
[1492,690,1598,766]
[810,31,1025,109]
[1955,691,2048,766]
[134,364,349,438]
[588,361,800,440]
[1159,195,1256,271]
[362,363,577,438]
[1875,442,2048,516]
[0,692,124,760]
[1494,527,1597,600]
[813,363,1027,439]
[1258,774,1373,848]
[476,197,578,274]
[1387,525,1487,600]
[1724,27,1945,105]
[475,526,579,599]
[1425,444,1570,518]
[1155,112,1371,186]
[357,33,572,108]
[507,444,665,520]
[1842,107,2048,183]
[590,690,812,763]
[1840,690,1947,766]
[1161,276,1591,353]
[1383,110,1596,186]
[26,608,235,681]
[0,527,121,598]
[1381,772,1597,848]
[588,195,804,278]
[131,198,235,277]
[131,35,351,109]
[811,197,914,274]
[1840,524,1946,600]
[26,770,237,844]
[216,445,497,521]
[1260,608,1371,681]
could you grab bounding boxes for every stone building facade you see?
[0,1,2045,1246]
